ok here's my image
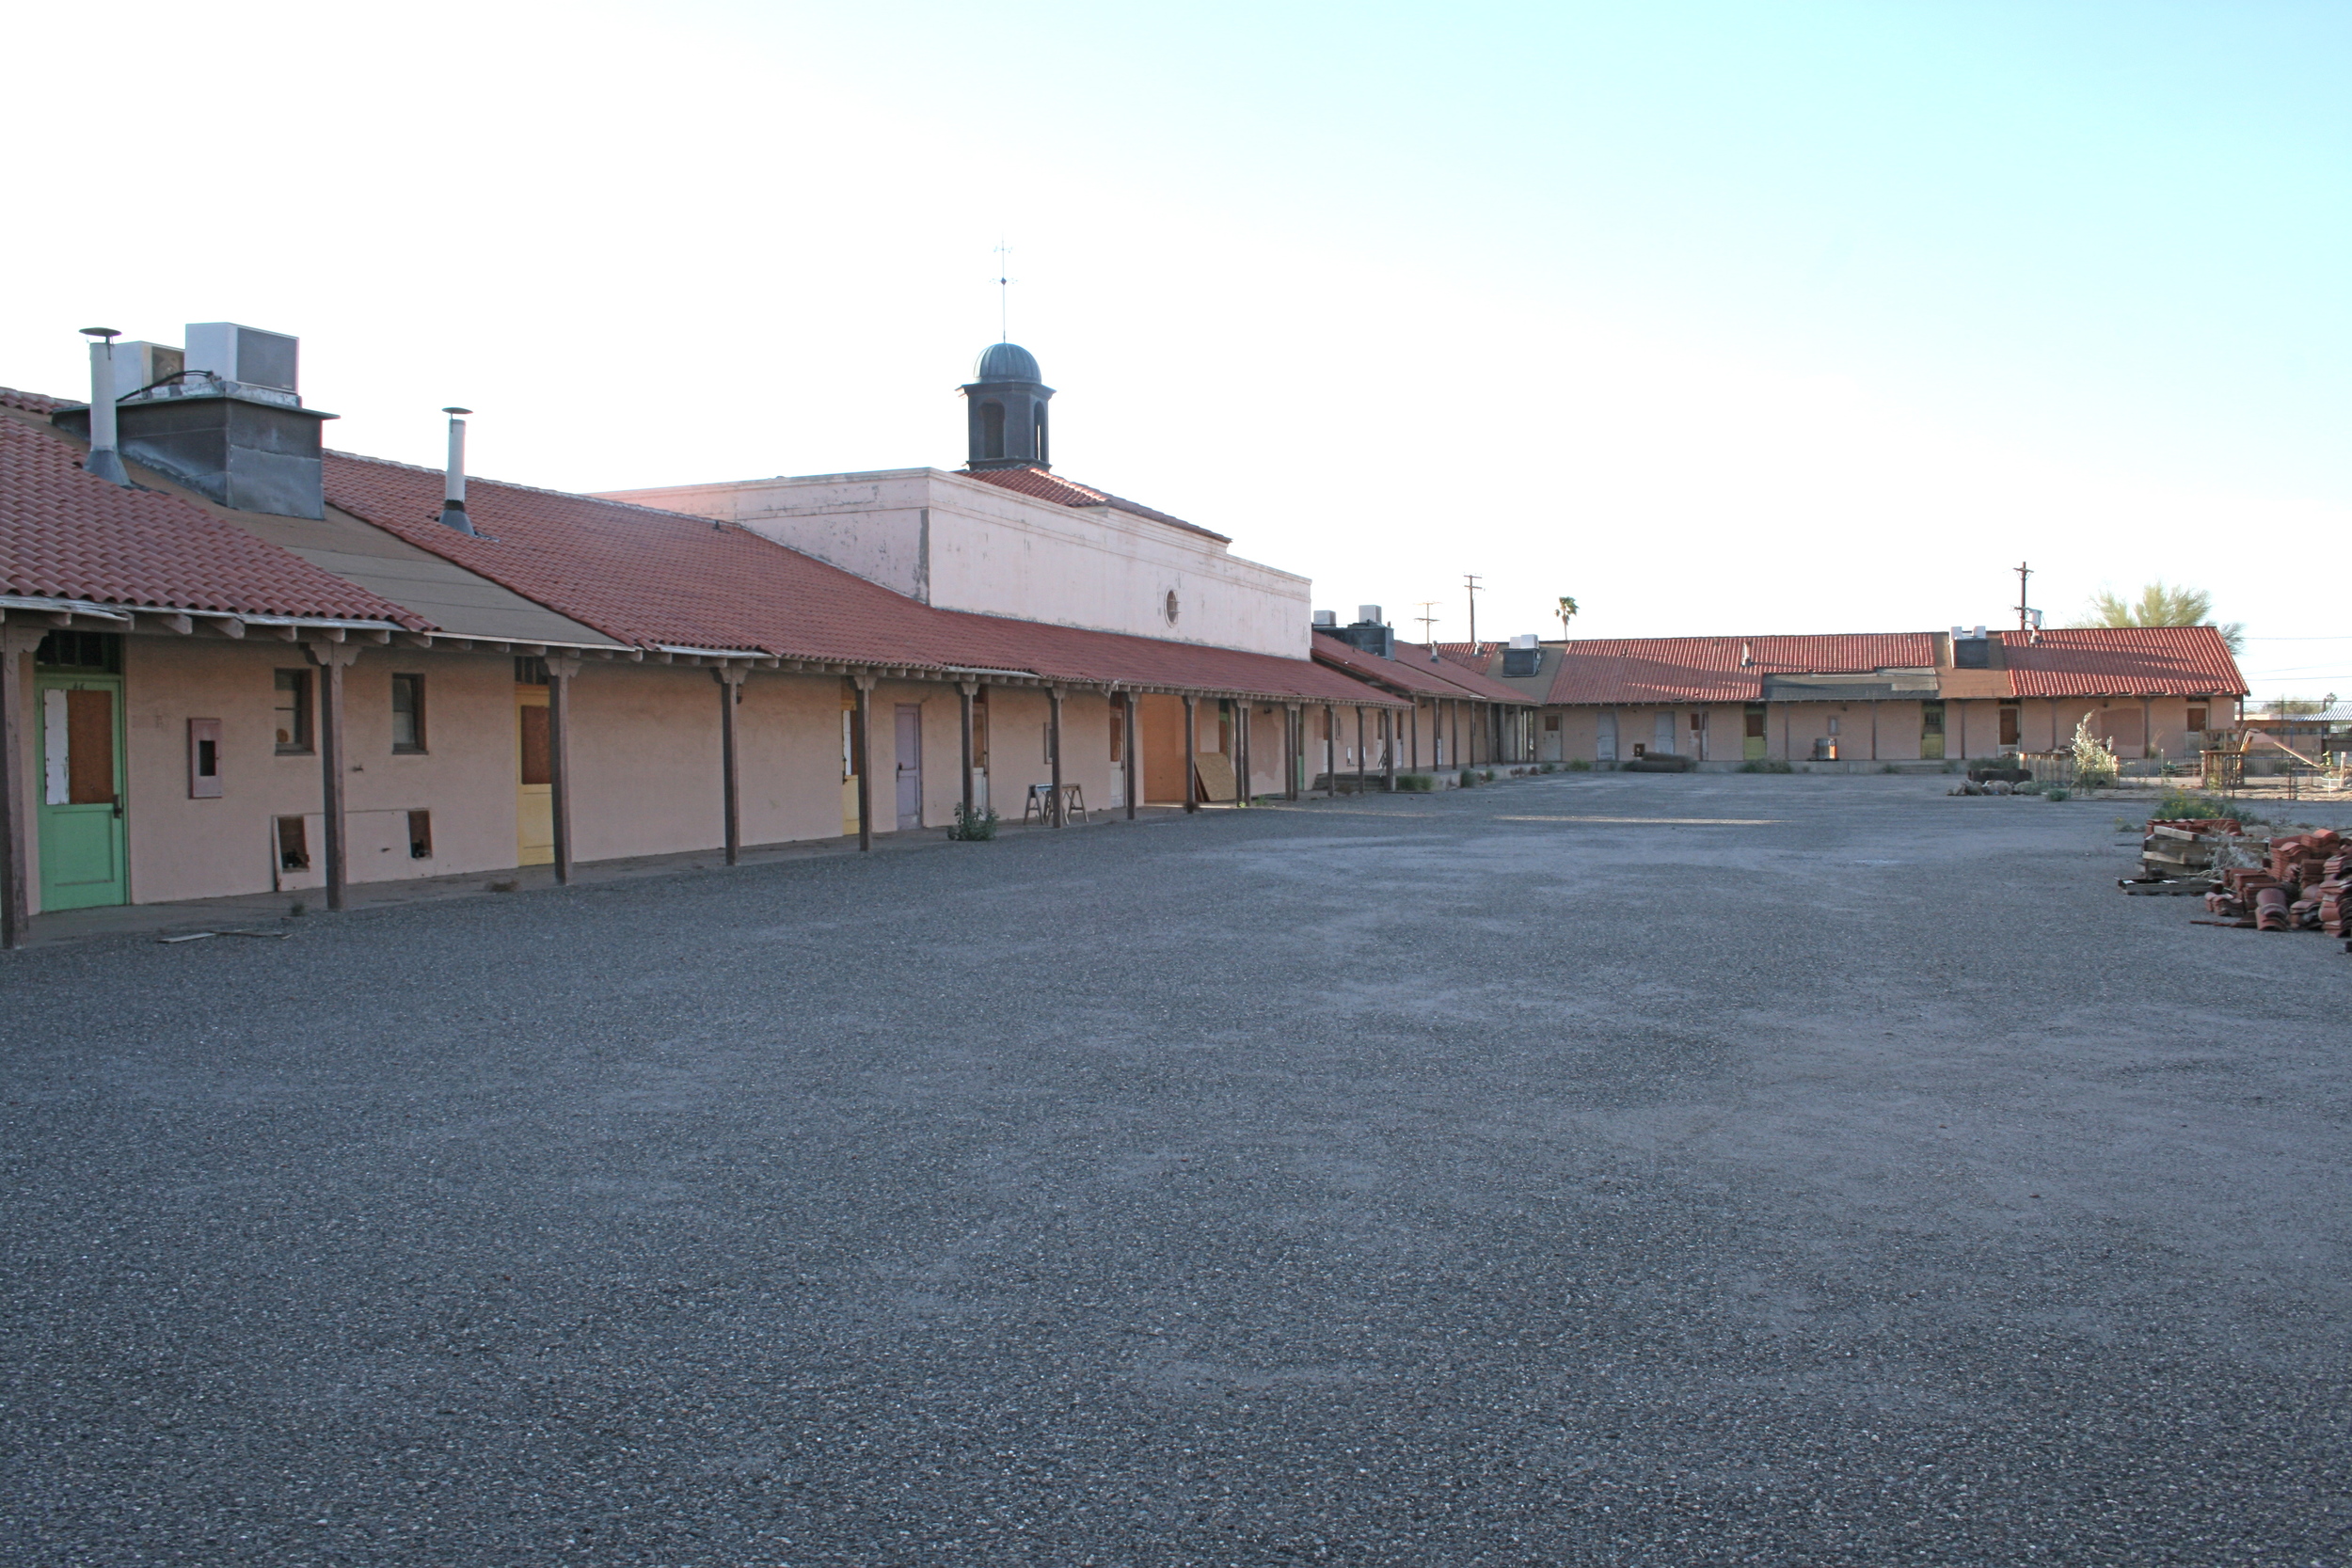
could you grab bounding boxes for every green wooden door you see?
[1920,701,1947,761]
[37,673,128,910]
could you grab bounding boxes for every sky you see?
[4,0,2345,697]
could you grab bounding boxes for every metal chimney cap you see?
[79,326,121,340]
[442,405,472,415]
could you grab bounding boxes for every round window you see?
[1164,590,1181,625]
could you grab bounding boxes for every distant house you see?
[1446,627,2247,767]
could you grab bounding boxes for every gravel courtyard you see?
[3,773,2346,1566]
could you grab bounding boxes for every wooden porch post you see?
[309,642,361,911]
[0,626,41,948]
[1047,685,1066,827]
[1355,705,1367,795]
[852,674,876,850]
[1123,692,1139,819]
[1284,705,1300,800]
[1236,702,1251,806]
[1869,700,1879,763]
[1384,709,1397,790]
[1182,695,1199,813]
[547,654,581,882]
[1323,704,1338,798]
[958,680,978,823]
[715,664,745,864]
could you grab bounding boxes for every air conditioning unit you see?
[1312,610,1338,627]
[108,341,184,396]
[1502,647,1543,677]
[184,323,298,393]
[1509,633,1540,650]
[1356,604,1383,626]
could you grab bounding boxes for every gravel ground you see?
[3,773,2346,1566]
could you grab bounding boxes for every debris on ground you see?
[2163,824,2348,938]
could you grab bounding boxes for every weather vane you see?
[993,240,1016,342]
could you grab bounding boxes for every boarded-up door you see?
[517,688,552,865]
[37,678,127,909]
[895,705,923,830]
[1653,712,1677,756]
[2093,707,2145,757]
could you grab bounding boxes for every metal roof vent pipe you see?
[78,327,130,485]
[437,406,477,534]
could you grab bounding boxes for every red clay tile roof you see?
[959,466,1231,544]
[1311,634,1534,705]
[2000,626,2246,698]
[1540,633,1941,705]
[322,451,1396,705]
[0,405,428,625]
[1,387,65,415]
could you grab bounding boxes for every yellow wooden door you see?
[517,688,553,865]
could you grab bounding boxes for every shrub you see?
[1395,772,1438,792]
[1882,765,1899,774]
[2069,718,2121,791]
[1737,759,1794,774]
[2015,779,2047,795]
[946,803,999,841]
[2153,788,2259,826]
[1567,759,1593,771]
[1482,768,1497,782]
[1458,769,1478,788]
[2044,786,2072,801]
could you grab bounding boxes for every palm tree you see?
[1555,595,1580,635]
[2079,580,2244,654]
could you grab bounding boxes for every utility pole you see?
[1464,574,1483,650]
[2015,562,2032,631]
[1414,601,1439,646]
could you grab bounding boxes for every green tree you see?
[1555,595,1580,634]
[2079,580,2244,654]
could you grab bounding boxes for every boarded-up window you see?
[66,689,116,804]
[2186,705,2208,732]
[1744,705,1768,739]
[519,704,552,785]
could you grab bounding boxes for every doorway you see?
[36,667,128,910]
[517,685,552,864]
[895,704,924,830]
[1921,702,1947,761]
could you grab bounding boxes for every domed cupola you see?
[961,341,1054,471]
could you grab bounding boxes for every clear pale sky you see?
[5,1,2344,696]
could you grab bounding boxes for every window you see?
[1034,402,1049,466]
[1110,698,1126,762]
[276,815,310,870]
[273,670,312,753]
[514,656,548,687]
[390,673,426,752]
[2187,705,2209,732]
[1544,713,1561,733]
[406,810,433,859]
[187,718,223,799]
[35,630,121,671]
[981,401,1006,460]
[1744,705,1768,739]
[1164,590,1181,625]
[1921,702,1946,736]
